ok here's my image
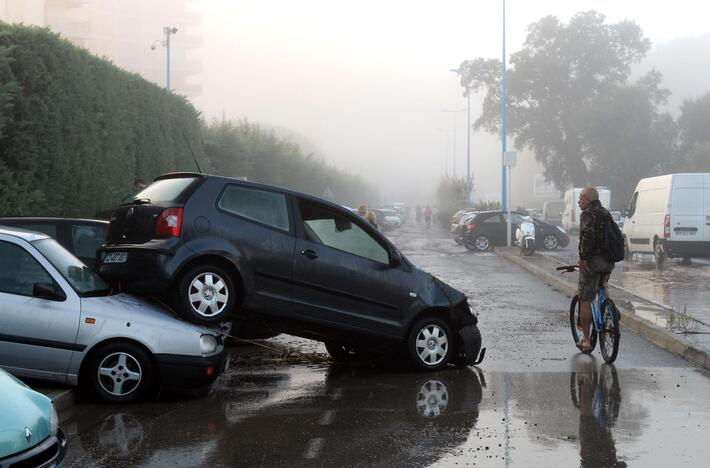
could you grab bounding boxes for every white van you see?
[623,173,710,265]
[562,187,611,232]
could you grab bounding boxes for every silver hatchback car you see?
[0,226,228,403]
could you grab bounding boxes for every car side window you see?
[217,185,290,231]
[0,241,54,297]
[72,224,107,260]
[299,202,389,264]
[483,215,501,224]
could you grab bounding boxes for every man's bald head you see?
[580,187,599,202]
[578,187,599,211]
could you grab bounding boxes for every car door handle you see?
[300,249,318,260]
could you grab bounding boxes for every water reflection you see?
[70,366,485,467]
[570,362,626,468]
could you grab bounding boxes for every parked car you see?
[542,201,565,225]
[463,211,569,251]
[371,208,397,231]
[455,212,478,244]
[0,368,67,467]
[0,226,228,402]
[450,209,477,237]
[377,208,402,228]
[0,216,107,267]
[98,172,484,370]
[610,210,624,230]
[623,173,710,266]
[563,187,611,232]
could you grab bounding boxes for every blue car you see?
[0,368,67,467]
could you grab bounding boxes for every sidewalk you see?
[496,247,710,370]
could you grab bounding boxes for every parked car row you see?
[452,210,570,252]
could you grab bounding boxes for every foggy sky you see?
[191,0,710,203]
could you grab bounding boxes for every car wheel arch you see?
[79,338,158,387]
[172,254,245,307]
[405,307,456,341]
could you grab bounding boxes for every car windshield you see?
[128,177,199,204]
[32,238,110,296]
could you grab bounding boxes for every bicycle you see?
[557,265,621,363]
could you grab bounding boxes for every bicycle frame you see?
[590,287,605,334]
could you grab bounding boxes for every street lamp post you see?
[152,27,178,91]
[164,26,178,91]
[501,0,508,211]
[441,108,467,179]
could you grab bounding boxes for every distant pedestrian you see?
[121,178,147,203]
[357,204,368,218]
[416,205,422,224]
[365,210,378,228]
[424,205,432,227]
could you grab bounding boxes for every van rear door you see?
[670,175,704,243]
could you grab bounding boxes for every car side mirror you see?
[33,283,66,301]
[389,249,403,268]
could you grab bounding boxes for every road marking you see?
[319,410,336,425]
[304,437,325,459]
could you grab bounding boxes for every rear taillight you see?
[664,214,670,239]
[467,223,477,233]
[155,207,183,237]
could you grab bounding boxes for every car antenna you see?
[182,132,202,174]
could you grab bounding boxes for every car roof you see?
[0,216,108,225]
[157,172,364,215]
[0,224,51,242]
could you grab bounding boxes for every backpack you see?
[603,211,625,263]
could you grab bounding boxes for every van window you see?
[627,192,639,217]
[218,186,290,231]
[673,188,703,215]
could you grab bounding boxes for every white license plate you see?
[675,231,696,236]
[103,252,128,263]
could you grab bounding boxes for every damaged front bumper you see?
[458,325,486,365]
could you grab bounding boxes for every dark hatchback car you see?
[98,173,484,370]
[0,217,107,267]
[463,211,569,251]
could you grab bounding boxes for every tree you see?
[458,11,654,193]
[436,176,466,226]
[670,93,710,172]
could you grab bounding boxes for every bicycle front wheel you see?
[569,295,597,352]
[599,299,620,363]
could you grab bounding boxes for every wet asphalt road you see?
[61,225,710,467]
[545,234,710,326]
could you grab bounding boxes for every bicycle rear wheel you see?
[569,295,597,352]
[599,299,620,363]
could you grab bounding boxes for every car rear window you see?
[132,177,200,204]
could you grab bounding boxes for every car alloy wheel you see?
[474,235,490,251]
[189,272,229,318]
[97,352,142,397]
[408,318,453,370]
[89,342,154,402]
[543,235,559,250]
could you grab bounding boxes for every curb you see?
[497,248,710,371]
[38,387,78,415]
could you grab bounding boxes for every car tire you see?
[624,237,632,261]
[543,234,559,250]
[407,317,453,371]
[473,235,490,252]
[89,341,155,403]
[654,240,666,268]
[325,342,362,362]
[177,264,236,323]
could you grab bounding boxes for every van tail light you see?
[664,214,670,239]
[155,208,183,237]
[467,223,477,233]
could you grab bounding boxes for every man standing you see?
[577,187,614,352]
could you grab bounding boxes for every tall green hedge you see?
[0,23,203,217]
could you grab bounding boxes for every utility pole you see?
[501,0,508,211]
[441,108,467,179]
[164,27,178,91]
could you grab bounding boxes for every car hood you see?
[0,370,52,458]
[410,265,466,308]
[81,293,221,336]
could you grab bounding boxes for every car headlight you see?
[49,403,59,436]
[200,334,218,354]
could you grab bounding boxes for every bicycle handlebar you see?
[556,265,578,273]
